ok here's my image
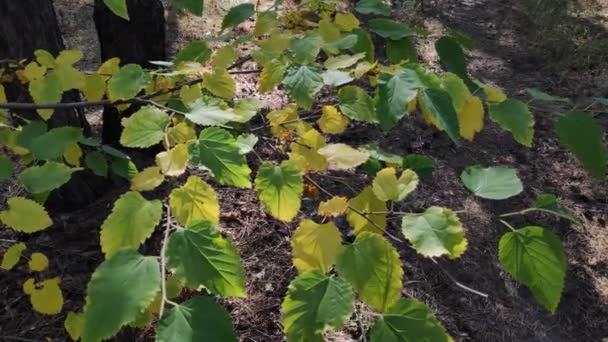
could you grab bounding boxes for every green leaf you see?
[1,242,26,270]
[324,53,366,70]
[19,162,78,194]
[435,36,468,82]
[236,133,258,154]
[17,120,48,150]
[372,167,418,202]
[376,69,422,131]
[534,193,579,223]
[82,250,160,341]
[221,3,255,30]
[291,219,343,274]
[322,70,354,87]
[166,220,246,297]
[189,127,252,188]
[368,19,415,40]
[255,161,303,222]
[335,232,402,312]
[175,41,212,65]
[254,11,279,36]
[355,0,391,16]
[369,298,452,342]
[289,33,322,65]
[85,151,108,177]
[259,58,287,93]
[499,226,567,313]
[418,88,461,144]
[488,99,535,147]
[185,99,241,126]
[386,37,417,64]
[203,69,236,99]
[156,296,237,342]
[346,186,386,235]
[0,197,52,233]
[169,176,220,226]
[111,159,138,180]
[119,105,169,148]
[401,207,467,259]
[30,127,83,160]
[350,29,375,62]
[460,165,523,200]
[281,271,354,342]
[103,0,129,20]
[107,64,150,102]
[402,154,435,177]
[282,65,324,110]
[0,155,15,182]
[338,85,378,123]
[358,144,402,165]
[173,0,204,16]
[29,72,62,120]
[526,88,570,103]
[99,191,163,258]
[556,112,607,178]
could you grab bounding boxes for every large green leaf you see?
[107,64,150,102]
[355,0,391,16]
[401,207,467,259]
[189,127,252,188]
[435,36,478,93]
[30,127,83,160]
[556,112,607,178]
[119,105,169,148]
[282,65,324,110]
[369,298,452,342]
[402,154,435,177]
[184,99,241,126]
[346,186,387,235]
[418,88,461,144]
[335,232,402,312]
[338,85,378,123]
[99,191,163,258]
[221,3,255,30]
[289,33,322,65]
[349,29,375,61]
[281,271,354,342]
[165,220,246,297]
[156,296,237,342]
[0,155,15,182]
[17,120,47,150]
[82,250,160,341]
[255,161,303,222]
[175,41,212,65]
[386,37,417,64]
[499,226,567,313]
[460,165,523,200]
[19,161,78,194]
[103,0,129,20]
[368,19,415,40]
[376,69,422,130]
[489,99,534,147]
[173,0,204,16]
[0,197,52,233]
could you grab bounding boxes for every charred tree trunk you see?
[93,0,166,145]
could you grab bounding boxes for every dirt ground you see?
[1,0,607,341]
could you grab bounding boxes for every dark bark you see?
[93,0,166,145]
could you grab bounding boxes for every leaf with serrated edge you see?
[1,242,26,270]
[318,143,369,170]
[317,105,350,134]
[318,197,349,218]
[64,311,84,341]
[0,197,52,233]
[556,112,607,178]
[130,166,164,192]
[255,161,303,222]
[169,176,220,226]
[288,129,329,173]
[346,187,386,235]
[120,105,169,148]
[29,277,63,315]
[19,161,79,194]
[372,167,419,202]
[292,219,343,274]
[461,165,523,200]
[282,65,324,110]
[203,69,236,99]
[156,144,189,177]
[489,99,534,147]
[107,64,150,102]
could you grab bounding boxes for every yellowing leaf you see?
[23,278,35,295]
[372,168,419,202]
[63,143,82,167]
[267,103,301,138]
[83,74,106,101]
[319,18,341,43]
[167,122,196,146]
[130,166,164,192]
[1,242,26,270]
[211,45,238,69]
[169,176,220,226]
[28,252,49,272]
[56,50,83,66]
[97,57,121,78]
[203,68,235,99]
[458,95,484,141]
[346,187,386,235]
[335,12,360,32]
[29,72,62,120]
[353,61,376,79]
[291,219,343,274]
[318,143,369,170]
[64,311,84,341]
[179,84,202,107]
[255,161,303,222]
[156,144,189,177]
[288,129,328,173]
[24,62,47,81]
[0,197,53,233]
[482,83,507,103]
[259,58,287,93]
[318,196,349,217]
[407,98,417,113]
[30,277,63,315]
[317,105,349,134]
[55,64,85,91]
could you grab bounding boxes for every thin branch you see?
[499,207,578,222]
[430,258,489,298]
[158,205,173,318]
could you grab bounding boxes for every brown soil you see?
[1,0,607,341]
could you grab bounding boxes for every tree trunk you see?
[93,0,166,145]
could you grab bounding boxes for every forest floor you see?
[1,0,607,341]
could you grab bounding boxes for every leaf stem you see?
[430,258,489,298]
[498,219,517,232]
[158,204,173,318]
[499,207,578,222]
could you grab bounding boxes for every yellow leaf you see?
[346,187,386,235]
[288,129,328,173]
[28,252,49,272]
[130,166,165,192]
[0,197,53,233]
[318,196,348,217]
[319,18,341,43]
[1,242,26,270]
[29,277,63,315]
[24,62,47,81]
[335,12,360,32]
[203,68,236,99]
[317,105,349,134]
[64,311,84,341]
[55,64,86,91]
[372,167,419,202]
[482,83,507,103]
[179,84,202,107]
[56,50,83,66]
[23,278,35,295]
[419,94,443,130]
[63,143,82,167]
[97,57,121,79]
[458,95,484,141]
[211,45,238,69]
[291,219,343,274]
[167,122,196,146]
[15,70,29,84]
[407,98,417,113]
[34,49,56,68]
[83,74,106,101]
[317,143,369,170]
[156,144,189,177]
[354,61,376,79]
[169,176,220,226]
